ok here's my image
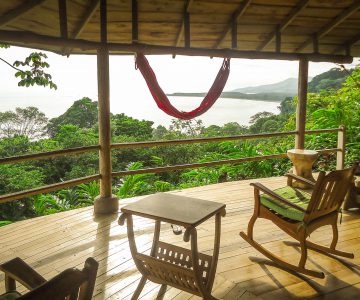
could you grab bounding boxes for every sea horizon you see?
[0,94,280,128]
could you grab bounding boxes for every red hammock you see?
[136,53,230,120]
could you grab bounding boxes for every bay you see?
[112,96,281,127]
[0,91,280,128]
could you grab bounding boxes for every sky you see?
[0,46,358,124]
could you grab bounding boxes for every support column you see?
[94,47,118,214]
[94,0,118,214]
[295,58,309,149]
[336,125,346,170]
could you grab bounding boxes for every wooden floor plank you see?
[0,175,359,299]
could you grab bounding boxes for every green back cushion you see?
[260,186,311,221]
[0,291,21,300]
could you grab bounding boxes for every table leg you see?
[156,284,167,299]
[189,227,219,300]
[207,209,225,291]
[131,275,147,300]
[120,214,149,299]
[150,220,161,257]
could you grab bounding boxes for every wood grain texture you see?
[0,0,359,58]
[1,175,360,299]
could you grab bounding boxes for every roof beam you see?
[0,30,353,63]
[0,0,47,28]
[257,0,310,51]
[175,0,193,47]
[214,0,252,49]
[296,1,360,52]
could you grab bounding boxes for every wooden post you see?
[336,125,346,170]
[94,0,118,214]
[295,58,308,149]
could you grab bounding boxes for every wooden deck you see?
[1,176,359,299]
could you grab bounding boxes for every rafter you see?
[100,0,107,43]
[214,0,252,49]
[58,0,68,39]
[175,0,193,47]
[132,0,138,42]
[62,0,99,55]
[70,0,99,40]
[0,0,47,28]
[257,0,310,51]
[296,1,360,52]
[231,15,237,49]
[275,25,281,53]
[184,9,190,47]
[312,34,318,53]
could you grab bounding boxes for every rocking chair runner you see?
[240,166,357,278]
[0,257,98,300]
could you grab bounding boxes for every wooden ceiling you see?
[0,0,359,63]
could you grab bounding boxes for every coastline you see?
[166,91,294,102]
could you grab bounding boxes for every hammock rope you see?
[135,53,230,120]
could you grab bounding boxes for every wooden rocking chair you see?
[240,166,357,278]
[0,257,98,300]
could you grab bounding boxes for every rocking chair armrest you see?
[0,257,46,290]
[286,173,315,188]
[250,182,307,213]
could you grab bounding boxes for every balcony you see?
[1,175,359,300]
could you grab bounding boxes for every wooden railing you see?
[0,127,345,204]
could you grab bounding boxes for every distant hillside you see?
[308,67,351,93]
[168,77,298,102]
[167,68,351,102]
[231,78,298,95]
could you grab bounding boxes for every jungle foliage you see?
[0,66,359,226]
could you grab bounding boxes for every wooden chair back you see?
[304,166,356,222]
[1,257,98,300]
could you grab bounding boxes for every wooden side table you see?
[287,149,318,189]
[119,193,226,300]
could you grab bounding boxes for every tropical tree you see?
[0,107,48,140]
[47,97,98,137]
[112,113,154,140]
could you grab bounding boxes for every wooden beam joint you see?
[214,0,252,49]
[257,0,310,51]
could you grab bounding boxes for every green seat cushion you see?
[0,291,21,300]
[260,186,311,221]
